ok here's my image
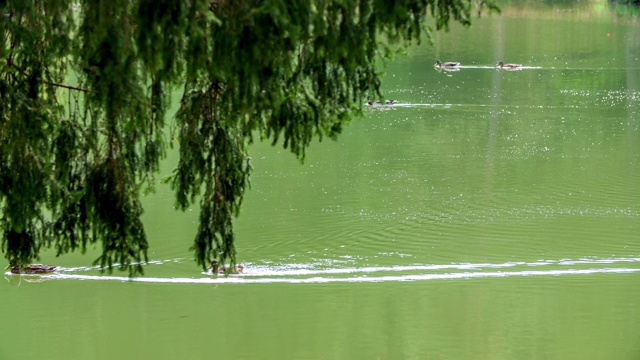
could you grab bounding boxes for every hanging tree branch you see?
[0,0,499,276]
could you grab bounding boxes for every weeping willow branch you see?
[0,0,499,276]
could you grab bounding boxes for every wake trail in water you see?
[445,66,543,69]
[6,256,640,284]
[29,267,640,284]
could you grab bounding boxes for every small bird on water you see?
[435,60,461,68]
[496,61,522,70]
[5,259,58,274]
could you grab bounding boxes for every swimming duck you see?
[435,60,460,68]
[366,97,397,106]
[496,61,522,70]
[208,260,244,274]
[5,259,58,274]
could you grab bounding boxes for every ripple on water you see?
[7,256,640,285]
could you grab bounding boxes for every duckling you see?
[208,260,244,274]
[496,61,522,70]
[435,60,461,68]
[5,259,58,274]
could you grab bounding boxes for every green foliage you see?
[0,0,498,275]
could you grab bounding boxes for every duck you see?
[208,260,244,274]
[366,97,397,106]
[496,61,522,70]
[5,259,58,274]
[435,60,460,68]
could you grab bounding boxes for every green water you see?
[3,3,640,359]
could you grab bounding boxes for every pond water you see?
[2,2,640,359]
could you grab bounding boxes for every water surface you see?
[2,3,640,359]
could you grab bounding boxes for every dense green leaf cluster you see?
[0,0,498,275]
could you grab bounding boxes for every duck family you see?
[435,60,524,70]
[5,259,58,274]
[208,259,244,275]
[369,60,526,106]
[367,97,397,106]
[5,258,248,276]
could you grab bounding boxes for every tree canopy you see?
[0,0,498,275]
